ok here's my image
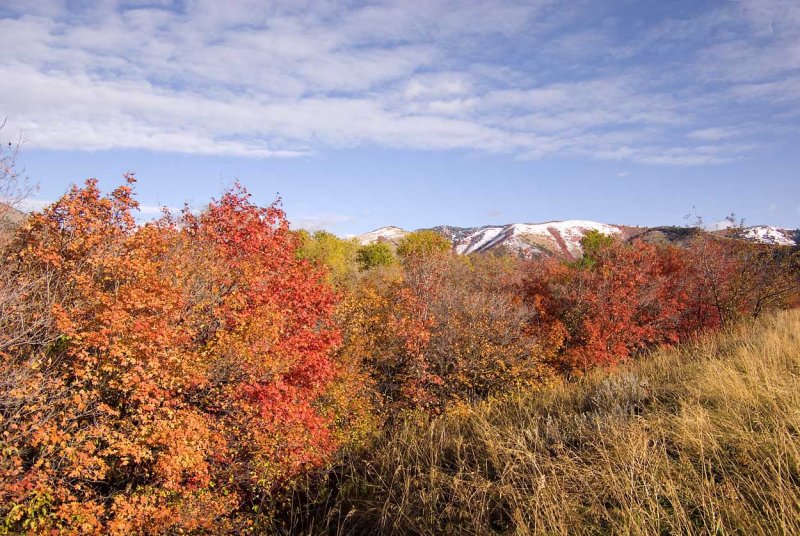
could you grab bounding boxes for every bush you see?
[574,229,615,269]
[0,177,358,533]
[396,230,451,259]
[339,254,556,414]
[296,230,360,286]
[523,236,800,372]
[356,242,396,271]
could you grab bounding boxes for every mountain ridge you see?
[356,221,800,258]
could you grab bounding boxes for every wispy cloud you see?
[0,0,798,165]
[687,127,743,142]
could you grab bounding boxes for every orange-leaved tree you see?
[0,177,349,533]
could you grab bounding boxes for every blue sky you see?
[1,0,799,234]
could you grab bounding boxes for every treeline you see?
[1,179,798,533]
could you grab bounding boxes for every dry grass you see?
[298,309,800,535]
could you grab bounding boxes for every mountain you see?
[732,225,799,247]
[358,220,636,259]
[357,226,409,246]
[356,221,799,258]
[430,221,632,259]
[625,226,704,247]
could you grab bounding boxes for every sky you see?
[1,0,799,235]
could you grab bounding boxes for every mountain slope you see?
[356,221,799,258]
[431,221,626,258]
[356,226,408,246]
[0,202,26,234]
[734,225,798,246]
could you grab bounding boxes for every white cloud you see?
[0,0,797,165]
[687,127,743,141]
[404,73,474,100]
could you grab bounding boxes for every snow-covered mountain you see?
[430,221,626,258]
[734,226,799,247]
[357,226,409,245]
[356,221,799,258]
[358,220,630,258]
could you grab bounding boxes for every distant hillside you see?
[355,225,408,246]
[0,203,26,234]
[357,221,800,258]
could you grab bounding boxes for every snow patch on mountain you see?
[357,226,408,245]
[737,226,798,246]
[454,226,505,254]
[451,220,622,257]
[355,221,797,259]
[511,221,622,257]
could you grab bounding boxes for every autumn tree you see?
[0,178,353,533]
[745,246,800,315]
[684,236,800,326]
[396,230,451,260]
[575,229,616,269]
[356,242,396,271]
[296,229,360,286]
[525,239,705,371]
[337,268,438,413]
[523,233,800,374]
[419,254,556,402]
[339,253,555,414]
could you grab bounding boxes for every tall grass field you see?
[295,310,800,535]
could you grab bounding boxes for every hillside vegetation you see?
[302,309,800,535]
[0,176,798,534]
